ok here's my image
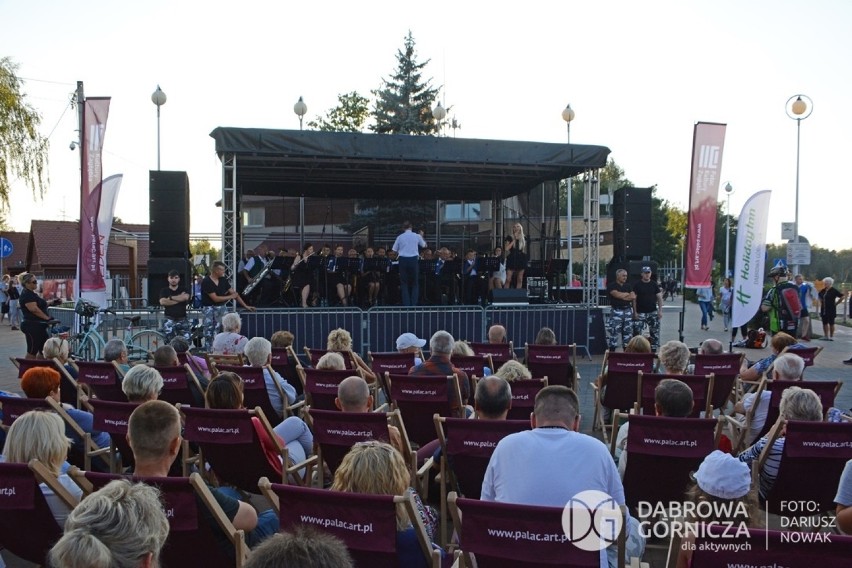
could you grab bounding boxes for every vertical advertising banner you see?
[79,97,110,292]
[731,190,772,329]
[684,122,726,288]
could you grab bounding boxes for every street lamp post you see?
[294,96,307,130]
[785,94,813,276]
[432,101,447,136]
[561,104,575,283]
[723,182,734,279]
[151,86,167,170]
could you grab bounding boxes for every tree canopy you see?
[0,57,49,208]
[307,91,371,132]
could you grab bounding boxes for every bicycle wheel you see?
[128,330,168,362]
[70,333,101,361]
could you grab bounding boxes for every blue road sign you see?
[0,237,12,259]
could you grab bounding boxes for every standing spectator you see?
[607,269,636,351]
[201,260,253,351]
[818,276,844,341]
[696,286,714,331]
[0,273,8,324]
[18,272,52,359]
[632,266,663,352]
[794,274,817,341]
[719,277,734,333]
[760,264,798,336]
[8,274,21,329]
[192,273,204,308]
[392,221,426,306]
[159,269,192,341]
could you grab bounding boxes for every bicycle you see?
[67,300,167,362]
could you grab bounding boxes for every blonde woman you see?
[503,223,527,289]
[327,328,376,383]
[43,336,78,378]
[494,359,532,382]
[3,410,82,524]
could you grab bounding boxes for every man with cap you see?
[631,266,664,352]
[760,262,798,336]
[396,332,426,366]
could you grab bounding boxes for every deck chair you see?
[258,480,441,568]
[592,351,657,441]
[205,352,244,370]
[180,405,315,492]
[177,351,209,379]
[70,469,249,568]
[693,352,743,412]
[751,379,842,442]
[0,461,79,564]
[722,378,768,453]
[369,351,417,403]
[781,344,823,370]
[75,360,126,402]
[387,372,464,447]
[298,366,364,411]
[505,378,549,420]
[525,343,578,390]
[756,419,852,517]
[615,414,722,515]
[434,417,531,547]
[469,341,514,369]
[12,356,80,407]
[11,356,53,377]
[270,345,303,397]
[636,371,714,417]
[153,363,205,406]
[85,398,140,473]
[216,363,303,420]
[448,491,625,568]
[450,354,493,400]
[308,408,415,487]
[303,346,356,369]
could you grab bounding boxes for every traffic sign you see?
[786,242,811,266]
[0,237,12,259]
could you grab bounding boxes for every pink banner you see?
[684,122,726,288]
[79,97,110,292]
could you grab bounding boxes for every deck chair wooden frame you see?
[693,352,744,411]
[448,491,626,567]
[269,345,304,398]
[297,365,367,411]
[75,360,126,402]
[386,372,464,447]
[303,346,357,369]
[12,356,81,407]
[721,378,768,453]
[780,344,823,369]
[469,341,514,369]
[69,469,249,568]
[636,371,715,417]
[152,363,205,406]
[179,404,316,491]
[216,363,304,419]
[368,351,417,403]
[591,350,657,442]
[525,342,578,390]
[751,379,842,442]
[84,398,141,473]
[205,352,245,370]
[259,478,441,568]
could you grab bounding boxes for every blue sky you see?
[4,0,851,251]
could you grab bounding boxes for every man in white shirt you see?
[392,221,426,306]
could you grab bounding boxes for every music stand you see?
[475,257,499,274]
[526,260,545,278]
[545,259,569,302]
[420,259,439,276]
[362,258,389,273]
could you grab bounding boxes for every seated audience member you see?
[170,336,210,379]
[48,479,168,568]
[2,410,82,524]
[332,441,441,565]
[533,326,557,346]
[738,386,823,500]
[836,459,852,535]
[596,335,654,390]
[676,451,760,568]
[153,345,179,367]
[396,332,427,365]
[474,375,512,420]
[244,336,298,417]
[205,372,313,472]
[316,351,346,370]
[738,332,802,382]
[20,367,111,454]
[487,324,508,344]
[493,359,532,382]
[104,338,130,374]
[409,330,471,414]
[327,328,377,383]
[122,365,164,403]
[658,340,690,374]
[614,378,694,477]
[698,338,724,355]
[731,352,805,446]
[452,339,491,376]
[212,312,249,355]
[270,330,295,349]
[42,336,78,378]
[335,375,403,453]
[128,400,277,548]
[481,385,645,567]
[244,526,354,568]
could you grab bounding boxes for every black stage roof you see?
[210,127,610,201]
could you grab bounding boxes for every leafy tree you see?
[191,239,219,259]
[307,91,371,132]
[371,31,440,135]
[0,57,49,207]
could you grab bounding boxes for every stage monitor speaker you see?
[150,171,190,258]
[613,187,653,260]
[490,288,529,306]
[147,257,193,307]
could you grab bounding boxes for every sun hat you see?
[396,332,426,350]
[692,450,751,500]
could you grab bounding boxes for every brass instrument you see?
[242,257,275,296]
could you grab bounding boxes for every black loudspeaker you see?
[490,288,529,305]
[147,258,193,307]
[613,187,653,260]
[150,171,190,258]
[607,259,660,287]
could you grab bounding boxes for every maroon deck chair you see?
[450,354,493,399]
[87,398,140,472]
[592,351,657,440]
[152,364,204,406]
[759,419,852,517]
[505,378,549,421]
[448,492,624,568]
[469,341,514,370]
[75,360,125,402]
[688,525,852,568]
[754,379,842,441]
[216,363,299,420]
[619,414,721,514]
[693,352,743,412]
[0,394,51,426]
[636,371,714,417]
[303,347,356,369]
[270,346,303,397]
[299,367,361,411]
[12,357,80,407]
[0,462,73,564]
[71,470,249,568]
[368,351,416,403]
[781,344,823,369]
[387,373,463,447]
[525,343,578,390]
[258,481,441,568]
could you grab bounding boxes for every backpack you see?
[768,282,799,334]
[745,329,767,349]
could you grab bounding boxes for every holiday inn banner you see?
[731,190,772,329]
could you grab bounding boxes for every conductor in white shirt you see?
[392,221,426,306]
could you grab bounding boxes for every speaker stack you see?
[147,171,191,306]
[612,187,653,261]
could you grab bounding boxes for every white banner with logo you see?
[731,190,772,329]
